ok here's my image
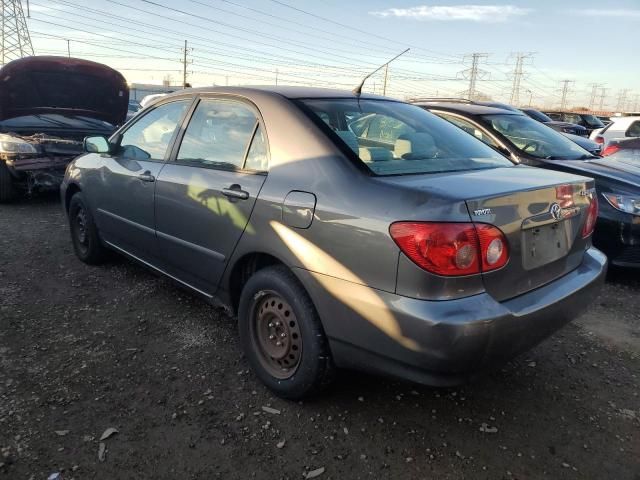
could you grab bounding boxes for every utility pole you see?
[632,93,640,112]
[459,53,489,100]
[616,89,630,112]
[275,68,278,85]
[559,80,574,110]
[1,0,35,65]
[509,52,535,106]
[598,87,609,111]
[588,83,604,111]
[383,64,390,96]
[66,39,70,58]
[180,40,192,88]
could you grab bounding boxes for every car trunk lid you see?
[466,176,594,302]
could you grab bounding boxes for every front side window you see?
[119,100,190,160]
[563,113,583,126]
[436,112,499,148]
[177,99,259,169]
[482,113,593,160]
[299,99,511,176]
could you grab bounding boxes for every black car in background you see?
[521,108,590,137]
[412,101,640,267]
[0,56,127,201]
[545,111,605,135]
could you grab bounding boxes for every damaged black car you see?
[0,56,128,202]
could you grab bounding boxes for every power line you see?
[588,83,605,110]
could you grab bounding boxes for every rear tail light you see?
[601,144,620,156]
[594,136,604,145]
[582,194,599,238]
[389,222,509,276]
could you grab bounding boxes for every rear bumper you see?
[296,247,607,386]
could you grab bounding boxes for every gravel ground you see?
[1,195,638,480]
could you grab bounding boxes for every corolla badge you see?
[550,202,563,221]
[473,208,493,216]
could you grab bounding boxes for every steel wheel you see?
[72,206,89,255]
[250,292,303,379]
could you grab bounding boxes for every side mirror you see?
[84,136,111,154]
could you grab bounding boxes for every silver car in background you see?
[61,87,606,399]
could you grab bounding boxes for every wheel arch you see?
[64,182,82,212]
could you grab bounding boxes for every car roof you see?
[413,102,523,116]
[161,86,396,101]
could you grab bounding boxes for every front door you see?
[94,99,191,263]
[155,97,269,294]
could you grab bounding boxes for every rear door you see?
[154,97,268,294]
[465,173,595,301]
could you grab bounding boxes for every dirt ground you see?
[1,194,638,480]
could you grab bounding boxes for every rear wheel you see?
[68,192,107,264]
[238,266,335,399]
[0,162,16,203]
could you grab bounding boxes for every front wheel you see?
[68,192,107,265]
[238,266,335,399]
[0,162,16,203]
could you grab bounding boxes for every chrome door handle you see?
[222,186,249,200]
[138,172,155,182]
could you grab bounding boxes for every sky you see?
[21,0,640,110]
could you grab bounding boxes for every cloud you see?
[577,8,640,18]
[369,4,532,22]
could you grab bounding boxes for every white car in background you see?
[139,93,169,109]
[591,115,640,147]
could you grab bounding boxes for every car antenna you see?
[353,48,410,96]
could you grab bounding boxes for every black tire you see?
[238,265,335,399]
[0,162,16,203]
[68,192,107,265]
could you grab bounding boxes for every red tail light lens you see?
[594,136,604,145]
[389,222,509,276]
[582,195,598,238]
[601,144,620,156]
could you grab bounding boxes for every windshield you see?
[581,114,604,128]
[299,99,512,176]
[482,114,593,160]
[524,109,552,123]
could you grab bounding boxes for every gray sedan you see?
[61,87,606,399]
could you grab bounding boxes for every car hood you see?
[551,157,640,187]
[0,56,129,126]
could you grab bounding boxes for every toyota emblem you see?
[550,203,563,221]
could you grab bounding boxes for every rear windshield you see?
[581,114,604,128]
[524,109,552,123]
[482,113,593,160]
[298,98,511,175]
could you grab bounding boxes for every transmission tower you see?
[458,53,489,100]
[616,89,630,112]
[598,87,609,111]
[508,52,535,106]
[558,80,574,110]
[1,0,34,65]
[588,83,604,111]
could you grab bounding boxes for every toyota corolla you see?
[61,87,606,399]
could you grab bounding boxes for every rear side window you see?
[436,112,500,148]
[119,100,190,160]
[299,99,511,176]
[626,121,640,137]
[177,99,259,169]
